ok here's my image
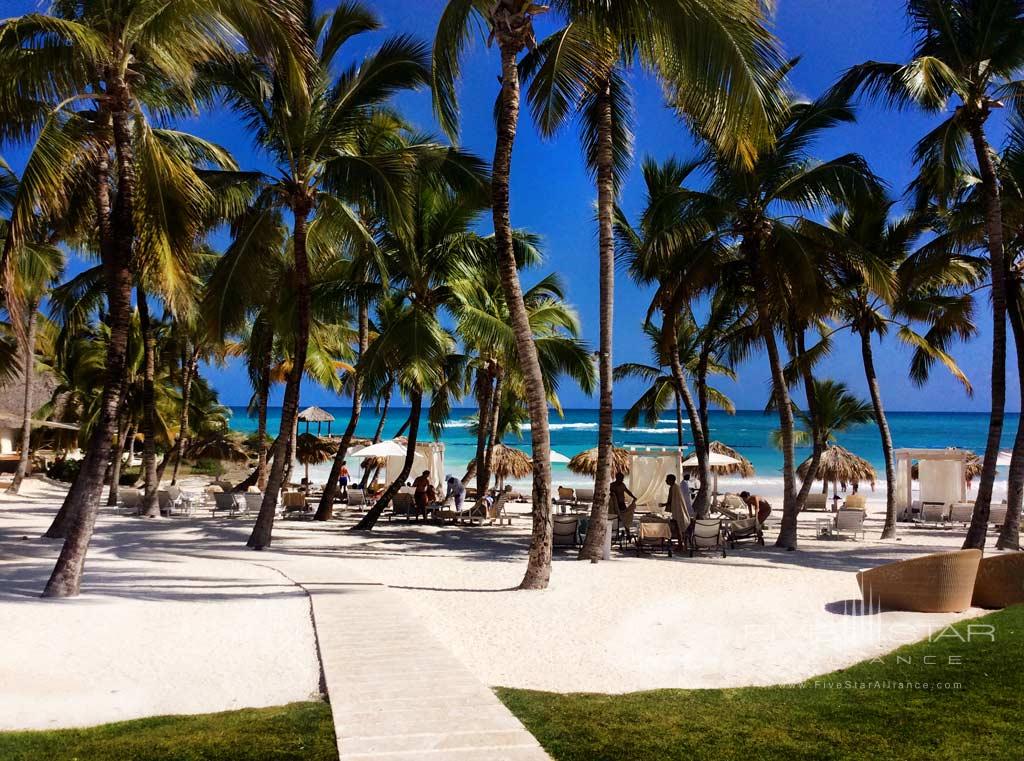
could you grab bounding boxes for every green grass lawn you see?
[498,605,1024,761]
[0,701,337,761]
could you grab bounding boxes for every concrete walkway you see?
[263,558,550,760]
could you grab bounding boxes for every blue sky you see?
[4,0,1016,412]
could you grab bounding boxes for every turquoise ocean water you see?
[227,407,1020,484]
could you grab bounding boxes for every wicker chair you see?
[856,549,982,613]
[972,552,1024,609]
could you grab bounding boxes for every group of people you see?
[608,471,772,537]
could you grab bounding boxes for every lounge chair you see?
[843,493,866,510]
[949,501,974,525]
[119,488,142,515]
[244,492,264,514]
[636,516,672,556]
[388,492,417,521]
[482,491,512,525]
[608,504,636,547]
[972,552,1024,609]
[803,493,829,512]
[920,501,949,525]
[346,488,366,510]
[553,514,580,548]
[833,508,866,540]
[714,493,746,520]
[573,488,595,510]
[281,490,310,519]
[689,519,726,558]
[988,503,1008,526]
[727,516,764,548]
[212,491,243,517]
[156,489,175,517]
[856,549,982,613]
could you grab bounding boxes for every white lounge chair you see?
[689,519,726,557]
[949,501,974,524]
[212,491,242,517]
[244,492,264,514]
[988,503,1008,526]
[803,493,829,512]
[833,508,866,540]
[920,501,949,525]
[552,514,579,548]
[119,488,142,515]
[346,488,366,510]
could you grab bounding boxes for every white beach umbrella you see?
[998,450,1013,467]
[351,439,421,459]
[549,450,571,464]
[682,451,741,495]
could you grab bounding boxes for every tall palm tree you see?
[212,2,430,548]
[773,378,874,461]
[814,196,979,537]
[697,87,882,547]
[833,0,1024,549]
[0,0,298,596]
[519,1,779,560]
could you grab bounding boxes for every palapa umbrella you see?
[186,429,250,463]
[682,442,755,495]
[295,432,337,485]
[465,444,533,488]
[567,446,632,477]
[798,444,876,499]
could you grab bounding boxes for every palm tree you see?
[833,0,1024,549]
[212,3,429,547]
[0,0,297,596]
[519,0,779,560]
[697,87,882,548]
[615,320,736,448]
[774,378,874,465]
[814,196,979,537]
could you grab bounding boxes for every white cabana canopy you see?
[626,447,682,509]
[351,439,410,459]
[352,440,445,490]
[895,448,970,520]
[682,451,741,496]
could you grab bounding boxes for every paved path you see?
[262,558,550,761]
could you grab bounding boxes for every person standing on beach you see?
[412,470,431,521]
[609,473,636,515]
[444,476,465,512]
[339,461,350,501]
[664,474,691,546]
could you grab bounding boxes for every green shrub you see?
[45,459,81,483]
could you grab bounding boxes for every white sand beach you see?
[0,476,998,730]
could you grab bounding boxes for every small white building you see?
[894,447,971,521]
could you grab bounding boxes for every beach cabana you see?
[682,449,741,498]
[895,448,971,521]
[797,444,876,499]
[297,406,335,436]
[351,439,445,490]
[626,446,682,509]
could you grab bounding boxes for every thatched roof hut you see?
[295,432,338,484]
[187,429,250,462]
[298,406,335,435]
[465,444,533,482]
[704,442,755,477]
[568,446,632,477]
[798,445,876,489]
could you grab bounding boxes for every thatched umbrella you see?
[798,444,876,498]
[186,429,250,463]
[465,444,533,488]
[707,441,755,477]
[295,432,337,485]
[568,446,632,477]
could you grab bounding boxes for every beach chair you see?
[727,516,764,548]
[118,488,142,515]
[281,490,310,519]
[988,503,1008,527]
[833,508,866,541]
[636,516,672,556]
[844,493,867,510]
[714,493,746,520]
[857,549,981,612]
[949,501,974,525]
[212,491,242,517]
[689,519,726,558]
[484,491,512,525]
[388,492,417,521]
[803,493,828,512]
[346,488,366,510]
[244,492,264,514]
[156,489,175,517]
[609,503,636,547]
[554,486,576,512]
[553,514,580,548]
[920,501,949,526]
[573,487,595,510]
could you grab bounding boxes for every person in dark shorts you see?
[740,491,772,523]
[339,461,350,500]
[412,470,431,521]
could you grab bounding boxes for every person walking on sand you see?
[444,475,465,512]
[339,461,350,501]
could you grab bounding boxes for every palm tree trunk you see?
[169,348,198,485]
[255,346,271,491]
[136,287,160,518]
[965,123,1007,550]
[316,298,369,520]
[354,388,422,530]
[483,371,504,490]
[359,380,393,489]
[495,44,553,589]
[107,419,131,507]
[997,277,1024,550]
[859,325,897,539]
[674,388,685,449]
[794,326,822,511]
[7,300,38,494]
[580,76,615,561]
[696,347,711,451]
[474,366,494,495]
[43,96,135,597]
[664,306,711,516]
[247,205,312,549]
